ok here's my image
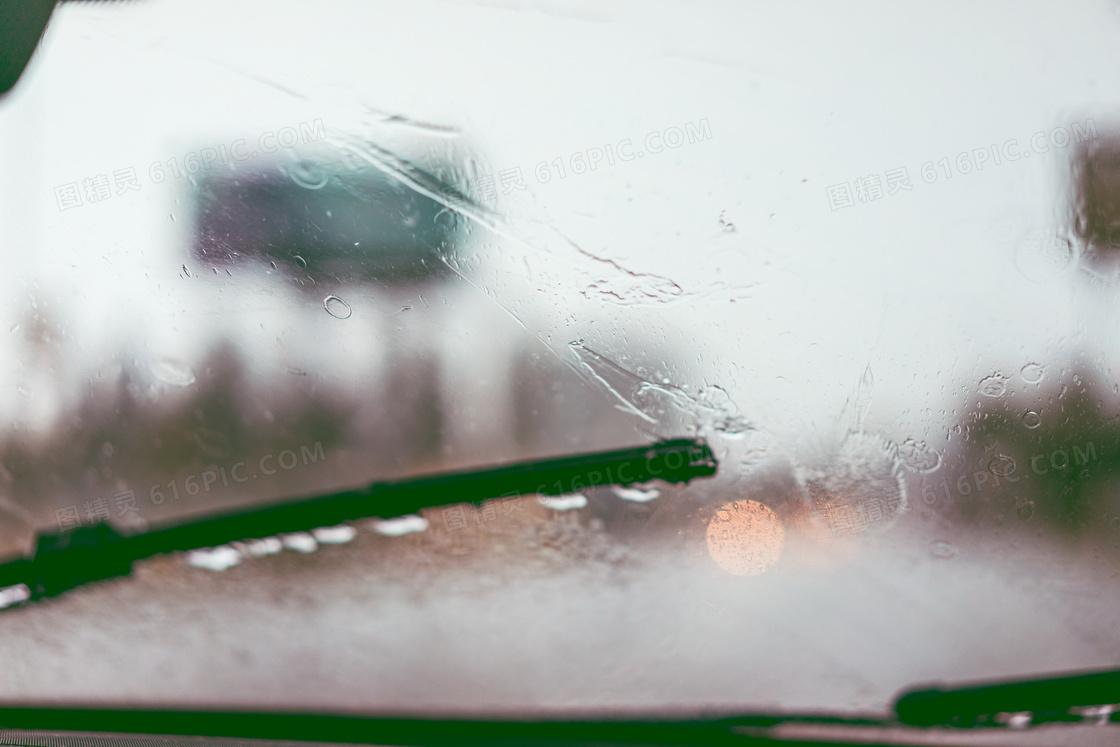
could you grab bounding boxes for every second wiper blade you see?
[895,666,1120,727]
[0,438,717,602]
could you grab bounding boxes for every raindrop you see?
[712,415,751,439]
[181,264,191,277]
[287,162,329,190]
[1015,500,1035,521]
[1021,363,1044,384]
[1014,231,1074,282]
[370,514,428,536]
[989,454,1016,476]
[150,358,196,387]
[978,373,1008,397]
[193,427,233,459]
[897,438,942,474]
[929,540,958,559]
[312,525,356,544]
[612,485,661,502]
[1022,410,1042,429]
[323,295,352,319]
[101,442,113,458]
[186,546,242,571]
[294,255,307,269]
[538,493,588,511]
[806,432,908,535]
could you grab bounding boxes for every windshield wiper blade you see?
[0,704,899,747]
[0,438,717,602]
[895,666,1120,728]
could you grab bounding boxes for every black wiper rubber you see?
[0,705,897,747]
[0,438,717,601]
[895,666,1120,727]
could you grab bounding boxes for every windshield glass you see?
[1,0,1119,718]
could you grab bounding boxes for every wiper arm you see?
[0,438,717,603]
[895,666,1120,728]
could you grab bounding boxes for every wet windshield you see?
[1,0,1119,720]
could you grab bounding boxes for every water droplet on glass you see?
[1015,500,1035,520]
[712,415,751,439]
[612,485,661,502]
[287,162,329,190]
[323,295,352,319]
[294,255,307,269]
[101,442,113,458]
[897,438,942,474]
[808,432,908,535]
[929,540,958,559]
[187,545,242,571]
[150,358,196,387]
[1021,363,1044,384]
[181,264,191,277]
[15,384,30,398]
[989,454,1016,476]
[538,493,588,511]
[1014,231,1074,282]
[1022,410,1042,429]
[370,514,429,536]
[312,525,356,544]
[979,373,1008,397]
[193,427,233,459]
